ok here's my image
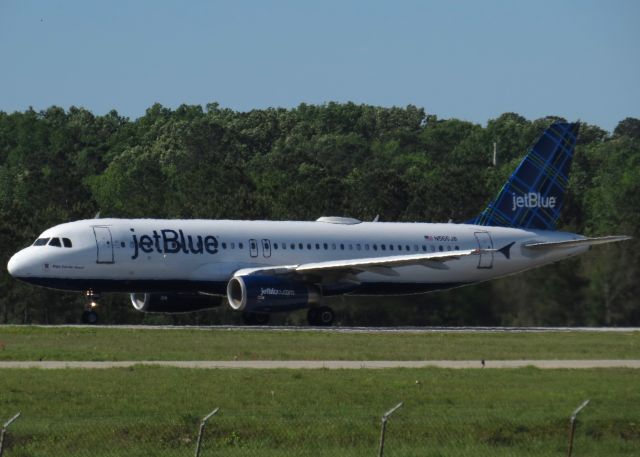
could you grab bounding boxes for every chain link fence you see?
[2,402,638,457]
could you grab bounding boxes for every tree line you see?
[0,103,638,325]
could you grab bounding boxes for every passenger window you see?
[282,243,286,250]
[299,243,304,250]
[231,242,235,249]
[422,245,427,252]
[348,244,353,250]
[381,244,386,251]
[373,244,378,251]
[49,238,62,247]
[340,244,344,250]
[120,241,125,248]
[323,243,328,250]
[315,243,320,250]
[414,245,419,251]
[33,238,50,246]
[274,243,278,250]
[356,244,361,251]
[290,243,295,250]
[307,243,311,250]
[455,246,460,250]
[397,245,402,251]
[405,245,410,251]
[239,242,244,249]
[63,238,73,248]
[447,245,452,251]
[439,245,444,251]
[365,244,370,250]
[389,245,394,251]
[222,242,227,249]
[332,243,336,250]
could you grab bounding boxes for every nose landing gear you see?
[82,292,100,324]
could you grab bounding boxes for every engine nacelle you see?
[226,275,320,313]
[130,293,222,313]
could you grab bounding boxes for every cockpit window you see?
[33,238,50,246]
[48,237,62,247]
[62,238,72,248]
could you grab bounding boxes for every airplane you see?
[6,121,630,325]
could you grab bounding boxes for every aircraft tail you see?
[471,121,580,230]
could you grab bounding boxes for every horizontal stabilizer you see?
[522,236,631,251]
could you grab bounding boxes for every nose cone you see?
[7,250,30,278]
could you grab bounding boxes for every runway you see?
[9,324,640,333]
[1,360,638,369]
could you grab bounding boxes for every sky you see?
[1,0,638,132]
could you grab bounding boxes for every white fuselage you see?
[7,218,588,296]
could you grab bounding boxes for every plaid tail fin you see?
[471,121,580,230]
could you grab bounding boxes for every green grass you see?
[0,367,638,456]
[0,326,638,361]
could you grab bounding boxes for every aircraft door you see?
[474,231,494,269]
[249,239,259,258]
[261,239,271,258]
[93,226,114,264]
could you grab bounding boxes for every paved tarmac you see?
[6,324,640,333]
[1,360,638,369]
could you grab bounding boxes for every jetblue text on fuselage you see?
[131,229,218,259]
[511,192,557,211]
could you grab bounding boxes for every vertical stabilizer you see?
[472,121,580,230]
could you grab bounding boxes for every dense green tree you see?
[0,104,637,325]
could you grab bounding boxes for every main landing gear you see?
[307,306,334,326]
[241,311,270,326]
[240,307,335,326]
[82,291,100,325]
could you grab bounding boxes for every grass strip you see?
[0,367,638,456]
[0,326,638,361]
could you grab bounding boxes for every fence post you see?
[567,399,590,457]
[0,412,21,457]
[194,408,219,457]
[378,402,403,457]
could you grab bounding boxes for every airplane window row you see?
[268,242,460,252]
[215,239,461,254]
[220,242,244,250]
[33,237,73,248]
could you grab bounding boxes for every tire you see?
[317,306,334,326]
[308,306,334,326]
[307,307,319,326]
[82,310,99,325]
[242,312,270,326]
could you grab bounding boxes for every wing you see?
[233,248,486,280]
[522,235,631,251]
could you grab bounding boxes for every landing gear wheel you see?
[307,306,334,326]
[241,312,270,326]
[82,310,99,324]
[83,291,100,325]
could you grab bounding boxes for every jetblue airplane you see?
[7,122,630,325]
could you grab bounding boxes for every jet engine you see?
[226,274,320,313]
[130,293,222,313]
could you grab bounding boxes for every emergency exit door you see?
[474,231,494,269]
